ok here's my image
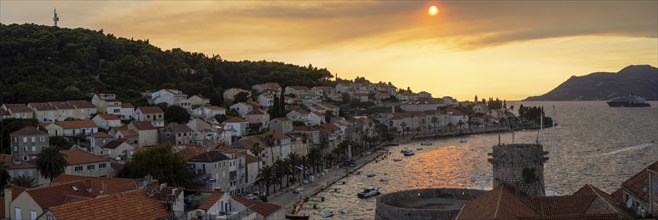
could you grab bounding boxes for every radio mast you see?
[53,8,59,26]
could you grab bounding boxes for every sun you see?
[428,5,439,16]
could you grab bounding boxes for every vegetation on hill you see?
[0,24,334,105]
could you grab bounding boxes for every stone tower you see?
[488,144,548,196]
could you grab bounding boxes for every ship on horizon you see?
[606,95,651,107]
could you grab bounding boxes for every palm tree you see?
[0,162,11,190]
[255,165,276,195]
[404,127,411,137]
[36,146,68,182]
[264,134,276,165]
[431,116,438,133]
[10,175,36,188]
[457,120,465,132]
[273,160,287,190]
[400,122,407,137]
[287,153,302,184]
[250,143,263,192]
[307,147,323,174]
[447,121,454,132]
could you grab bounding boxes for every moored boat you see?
[403,150,415,156]
[357,187,381,198]
[420,141,432,146]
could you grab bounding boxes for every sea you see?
[299,101,658,219]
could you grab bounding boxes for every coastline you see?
[276,124,549,217]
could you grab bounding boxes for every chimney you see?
[86,179,92,193]
[100,181,107,196]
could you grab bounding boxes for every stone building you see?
[488,144,548,197]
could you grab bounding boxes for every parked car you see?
[245,194,258,200]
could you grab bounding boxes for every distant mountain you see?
[524,65,658,101]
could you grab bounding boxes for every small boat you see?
[416,147,423,151]
[403,150,415,156]
[379,178,388,182]
[460,137,468,143]
[367,173,376,177]
[393,158,402,162]
[357,187,381,198]
[607,95,651,107]
[321,210,334,218]
[421,141,432,146]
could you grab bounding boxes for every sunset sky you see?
[2,1,656,100]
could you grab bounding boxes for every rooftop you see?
[48,190,170,220]
[61,149,111,165]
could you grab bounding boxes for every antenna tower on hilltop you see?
[53,8,59,26]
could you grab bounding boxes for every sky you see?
[1,1,657,101]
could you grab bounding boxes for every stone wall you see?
[375,188,485,220]
[488,144,548,196]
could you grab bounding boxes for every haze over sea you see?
[301,101,658,219]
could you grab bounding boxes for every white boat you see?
[460,137,467,143]
[420,141,432,146]
[403,150,415,156]
[321,210,333,218]
[357,187,381,198]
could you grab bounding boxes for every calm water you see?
[300,101,658,219]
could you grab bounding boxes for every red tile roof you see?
[96,113,120,120]
[10,126,47,136]
[287,86,310,91]
[67,100,94,109]
[457,184,538,220]
[23,180,95,210]
[129,121,156,130]
[4,104,32,113]
[56,120,97,129]
[189,151,230,163]
[91,132,112,138]
[0,154,36,169]
[199,190,226,211]
[622,161,658,203]
[101,138,128,150]
[60,149,110,165]
[121,102,134,108]
[48,190,170,220]
[206,105,225,110]
[224,117,247,123]
[50,101,75,110]
[231,195,281,217]
[246,108,266,115]
[51,174,138,196]
[117,129,139,137]
[28,102,56,111]
[137,106,164,114]
[177,145,208,160]
[166,123,194,133]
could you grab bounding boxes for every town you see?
[0,78,548,219]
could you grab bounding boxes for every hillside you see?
[524,65,658,101]
[0,24,334,105]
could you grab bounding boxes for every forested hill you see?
[0,23,334,105]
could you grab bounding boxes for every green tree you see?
[255,165,276,195]
[117,143,193,187]
[0,162,10,189]
[49,136,71,150]
[36,146,69,182]
[10,175,36,188]
[164,105,190,124]
[307,147,323,174]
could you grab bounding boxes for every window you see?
[99,163,106,169]
[14,207,21,220]
[23,137,27,143]
[23,146,27,153]
[40,137,45,142]
[31,146,35,152]
[28,170,33,176]
[31,137,35,142]
[13,146,17,152]
[87,164,95,170]
[147,115,151,119]
[74,166,83,172]
[30,210,37,220]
